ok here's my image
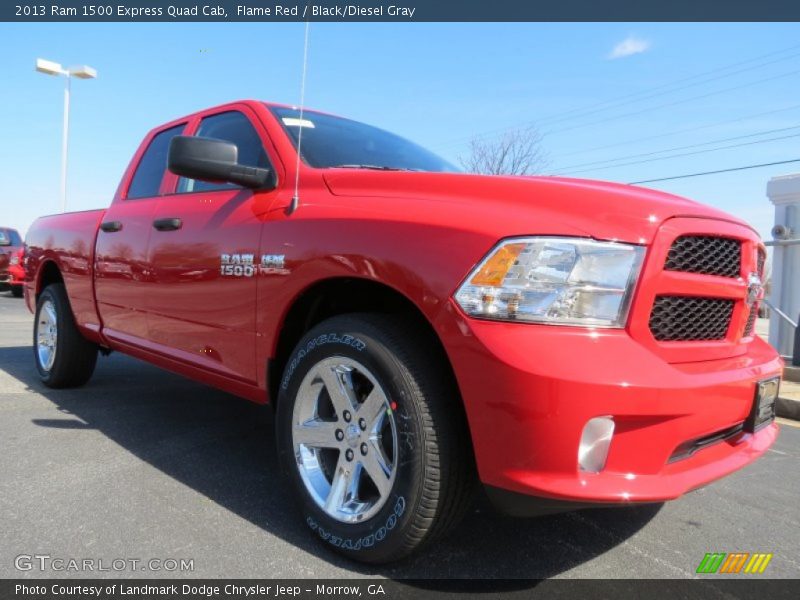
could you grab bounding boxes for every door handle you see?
[153,218,183,232]
[100,221,123,233]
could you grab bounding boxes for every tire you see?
[277,313,475,564]
[34,283,98,388]
[11,286,23,298]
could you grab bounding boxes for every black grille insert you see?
[665,236,741,278]
[649,296,734,341]
[668,423,744,463]
[744,307,758,337]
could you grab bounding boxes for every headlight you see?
[10,255,19,266]
[454,237,645,327]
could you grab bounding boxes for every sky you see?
[1,22,799,241]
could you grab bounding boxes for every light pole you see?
[35,58,97,213]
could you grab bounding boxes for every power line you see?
[556,132,800,175]
[434,43,800,149]
[438,44,800,147]
[538,43,800,124]
[554,102,800,159]
[551,124,800,173]
[628,159,800,185]
[536,50,800,130]
[542,69,800,137]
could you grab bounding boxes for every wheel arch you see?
[36,259,64,298]
[268,277,457,411]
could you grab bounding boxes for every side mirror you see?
[167,135,274,189]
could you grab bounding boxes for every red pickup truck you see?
[24,100,781,563]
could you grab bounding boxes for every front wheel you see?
[276,314,474,563]
[34,283,98,388]
[11,286,23,298]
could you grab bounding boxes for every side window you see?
[0,229,22,246]
[177,111,270,193]
[127,124,185,199]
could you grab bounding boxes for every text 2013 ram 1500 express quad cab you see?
[24,101,781,563]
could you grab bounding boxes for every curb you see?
[776,396,800,420]
[777,364,800,420]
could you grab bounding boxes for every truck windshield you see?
[270,106,458,173]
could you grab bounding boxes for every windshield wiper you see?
[332,164,410,171]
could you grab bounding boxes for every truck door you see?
[145,109,280,383]
[95,123,186,345]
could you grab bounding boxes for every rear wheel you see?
[11,286,23,298]
[277,314,474,563]
[34,283,98,388]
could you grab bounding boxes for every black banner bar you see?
[3,579,800,600]
[4,1,800,22]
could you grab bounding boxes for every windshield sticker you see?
[282,117,315,128]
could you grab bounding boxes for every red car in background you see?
[0,227,24,297]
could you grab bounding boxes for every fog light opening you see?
[578,416,615,473]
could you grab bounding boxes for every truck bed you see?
[25,209,107,337]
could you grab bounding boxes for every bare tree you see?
[458,126,549,176]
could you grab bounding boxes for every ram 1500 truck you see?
[24,100,781,563]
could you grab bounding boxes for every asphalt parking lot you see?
[0,292,798,580]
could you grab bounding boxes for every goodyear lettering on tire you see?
[306,497,406,550]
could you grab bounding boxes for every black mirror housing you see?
[167,136,274,190]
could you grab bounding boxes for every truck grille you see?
[633,218,762,360]
[649,296,734,341]
[664,236,741,278]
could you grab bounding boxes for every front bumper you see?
[436,302,781,507]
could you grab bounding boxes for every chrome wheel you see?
[36,299,58,372]
[292,357,398,523]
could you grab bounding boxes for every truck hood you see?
[322,170,751,245]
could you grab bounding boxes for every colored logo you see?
[696,552,773,574]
